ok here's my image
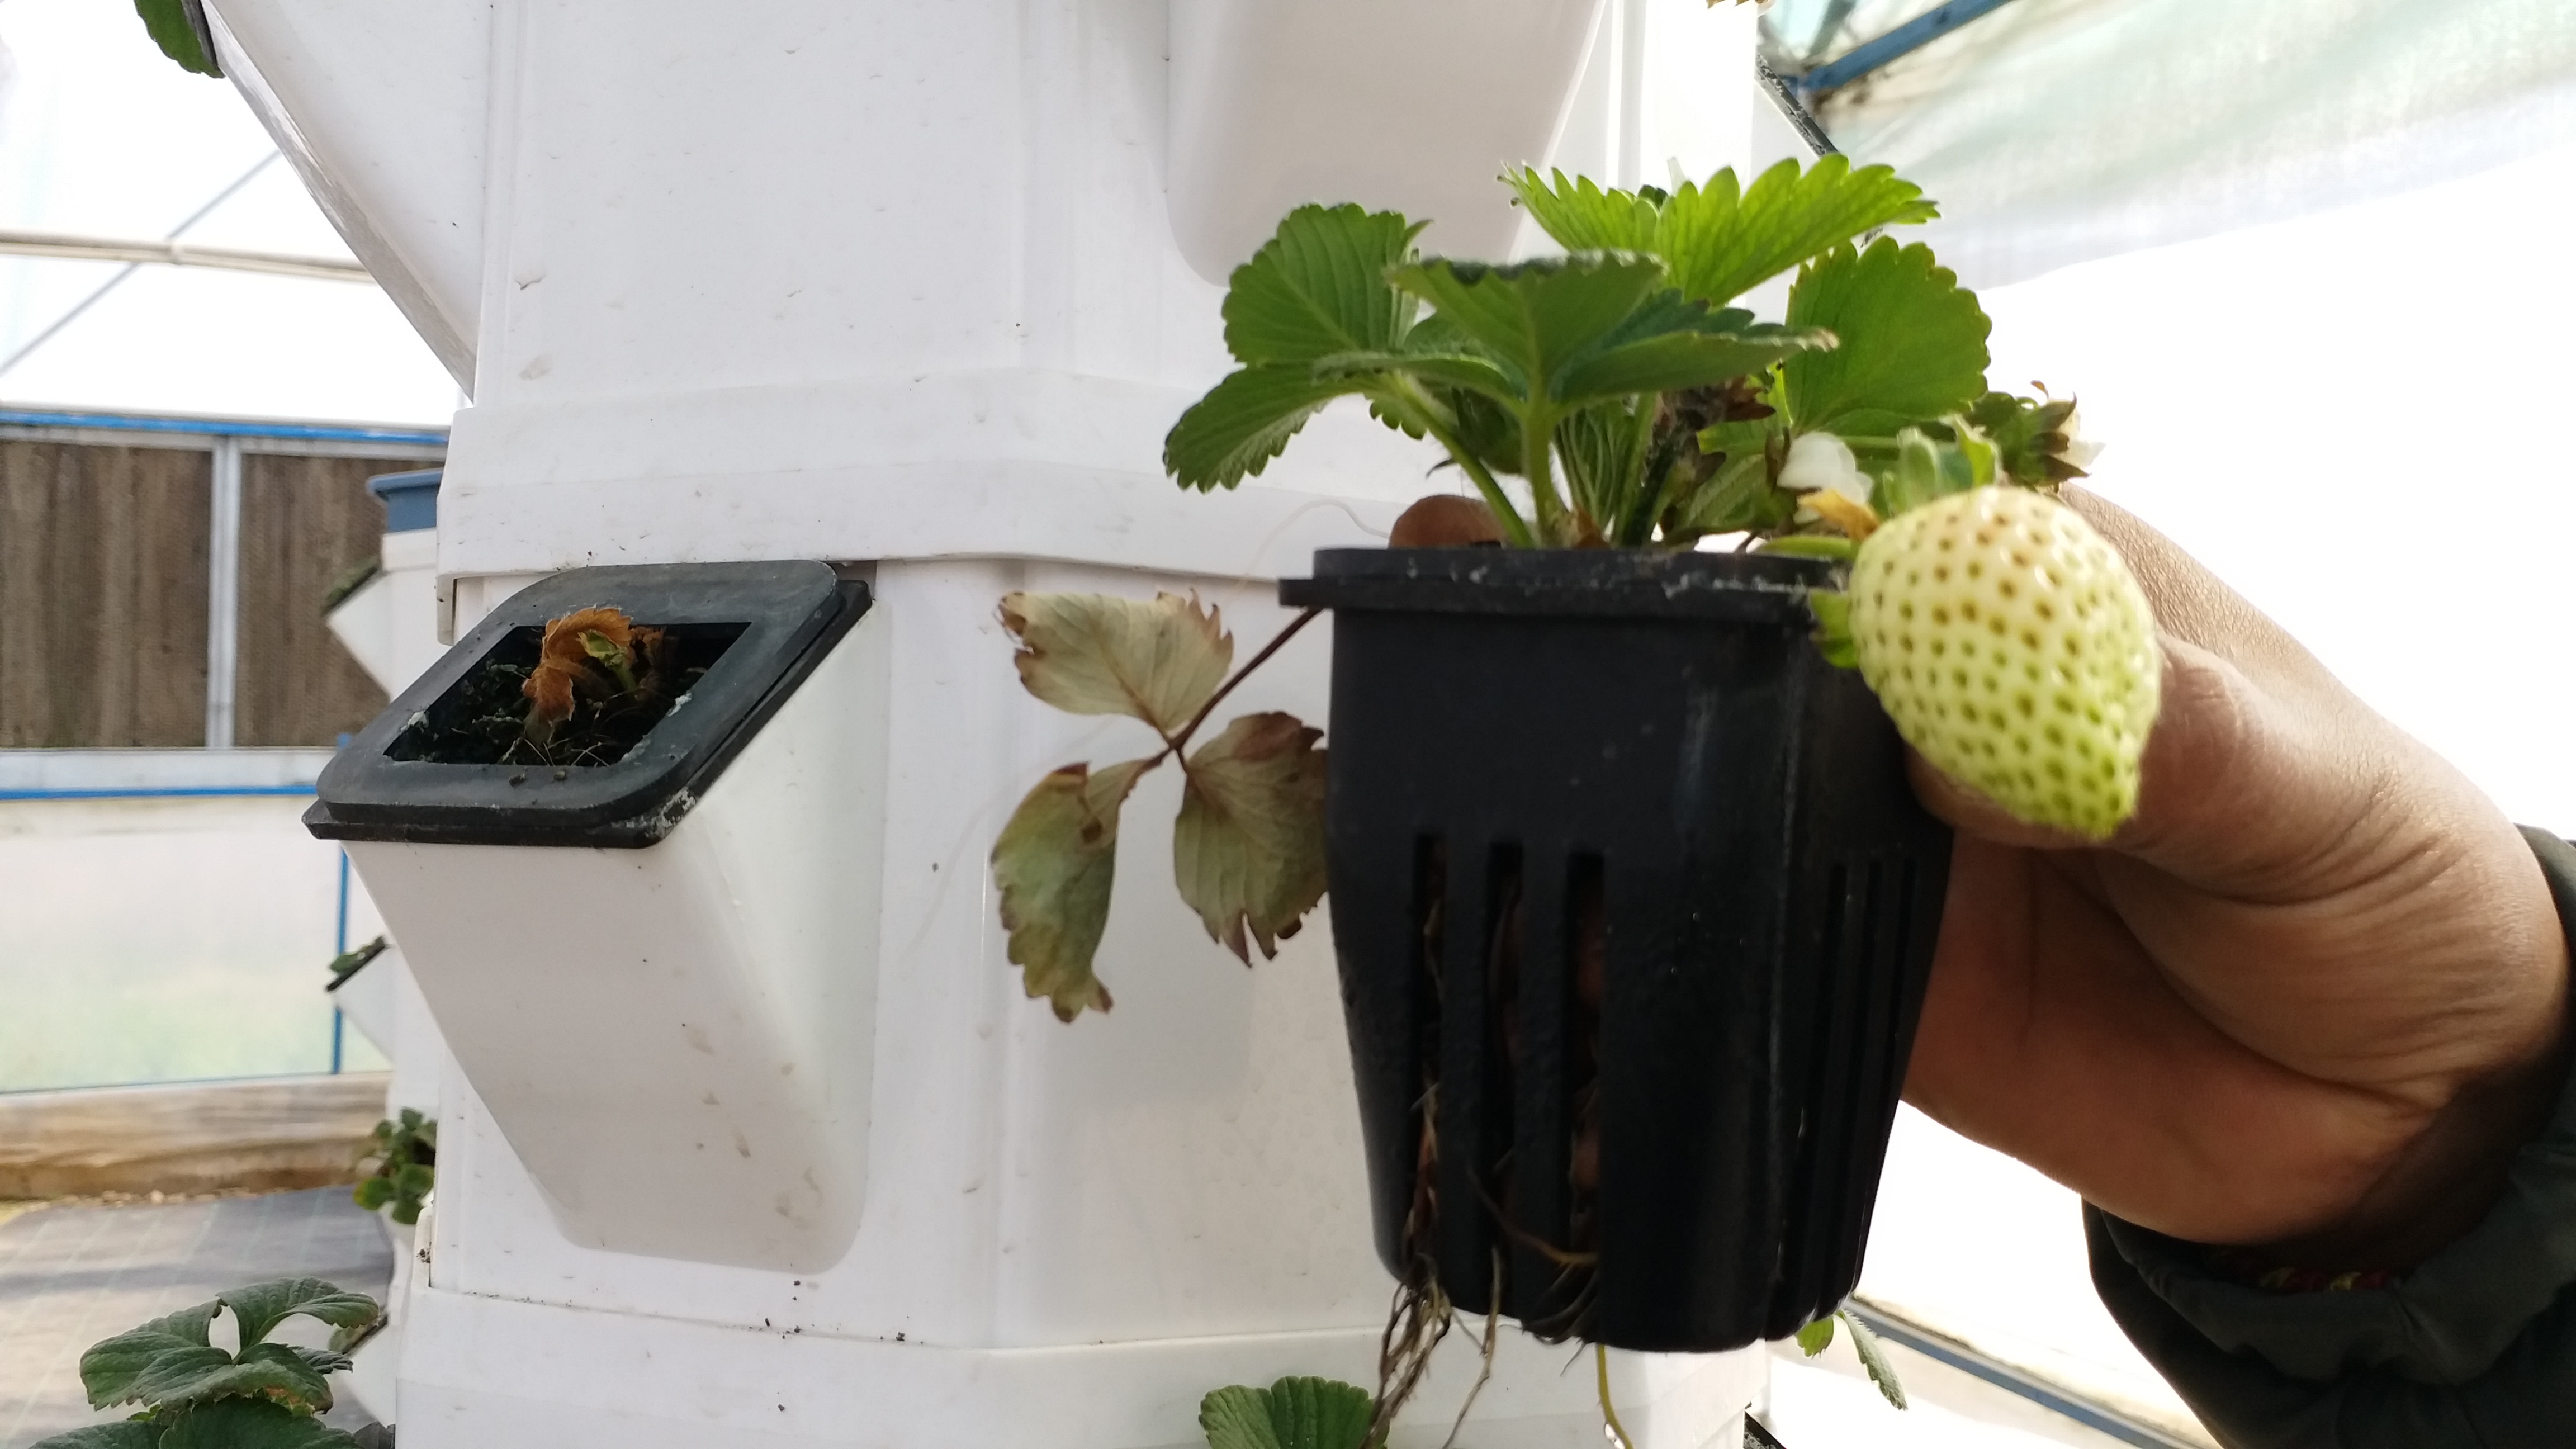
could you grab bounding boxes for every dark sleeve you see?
[2086,827,2576,1448]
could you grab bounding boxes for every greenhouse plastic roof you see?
[3,0,2572,423]
[0,0,456,425]
[1763,0,2576,287]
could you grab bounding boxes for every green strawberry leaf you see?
[1658,157,1938,307]
[1313,349,1516,406]
[1173,713,1328,964]
[1794,1315,1837,1357]
[132,0,221,78]
[1169,364,1367,491]
[1440,388,1524,478]
[1382,261,1824,411]
[1221,205,1423,367]
[79,1301,220,1408]
[1165,365,1367,493]
[1554,306,1828,407]
[1782,239,1990,438]
[1840,1310,1908,1410]
[283,1344,353,1377]
[1502,168,1661,253]
[328,1313,386,1357]
[323,936,386,986]
[1554,401,1656,539]
[221,1281,380,1352]
[1694,414,1779,468]
[1875,425,1996,518]
[1200,1376,1375,1449]
[23,1424,158,1449]
[1167,205,1433,493]
[157,1398,366,1449]
[1509,157,1937,307]
[998,592,1232,738]
[1671,450,1793,537]
[352,1177,394,1213]
[992,759,1154,1022]
[152,1341,335,1415]
[1388,255,1668,403]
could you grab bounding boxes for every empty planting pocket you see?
[308,561,869,849]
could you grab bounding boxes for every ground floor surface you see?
[0,1187,393,1447]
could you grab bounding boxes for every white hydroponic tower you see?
[207,2,1793,1443]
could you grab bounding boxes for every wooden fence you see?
[0,429,442,749]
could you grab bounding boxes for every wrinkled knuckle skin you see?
[2128,643,2252,839]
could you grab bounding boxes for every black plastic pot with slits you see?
[1279,547,1952,1353]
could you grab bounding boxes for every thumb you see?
[1909,633,2373,894]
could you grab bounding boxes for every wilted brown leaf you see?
[998,592,1232,737]
[1173,712,1328,963]
[523,606,636,725]
[992,758,1154,1021]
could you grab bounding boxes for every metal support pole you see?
[205,435,243,748]
[1758,55,1840,158]
[1794,0,2024,99]
[332,847,351,1075]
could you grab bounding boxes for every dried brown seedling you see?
[389,605,711,768]
[521,607,675,748]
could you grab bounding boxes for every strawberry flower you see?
[1778,432,1874,506]
[2053,405,2105,472]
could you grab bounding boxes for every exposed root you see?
[1595,1343,1635,1449]
[1467,1173,1599,1270]
[1371,1071,1453,1448]
[1369,1266,1452,1448]
[1437,1251,1503,1449]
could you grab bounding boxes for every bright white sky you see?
[0,0,458,423]
[1989,141,2576,838]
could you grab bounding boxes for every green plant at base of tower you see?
[27,1280,384,1448]
[353,1109,436,1225]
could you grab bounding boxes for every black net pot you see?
[1278,547,1952,1354]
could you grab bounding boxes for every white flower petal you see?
[1779,432,1873,505]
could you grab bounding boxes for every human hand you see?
[1901,488,2572,1268]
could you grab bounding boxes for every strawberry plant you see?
[29,1279,384,1448]
[323,937,387,989]
[353,1109,436,1226]
[996,154,2153,1403]
[995,155,2151,1020]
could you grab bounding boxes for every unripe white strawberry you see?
[1846,487,2160,840]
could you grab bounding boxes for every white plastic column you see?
[203,1,1780,1443]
